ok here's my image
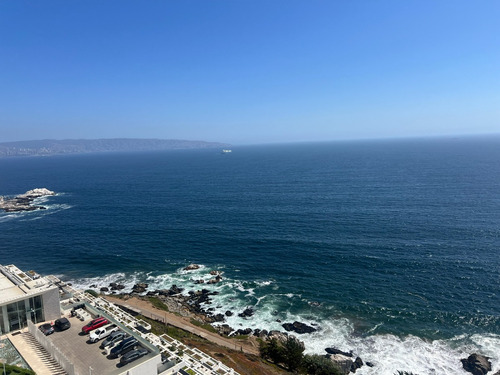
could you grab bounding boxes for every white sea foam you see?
[68,269,499,375]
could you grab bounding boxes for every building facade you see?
[0,264,60,333]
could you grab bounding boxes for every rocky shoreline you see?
[87,264,498,375]
[0,188,55,212]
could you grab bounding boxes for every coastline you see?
[103,294,260,356]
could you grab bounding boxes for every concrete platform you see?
[9,316,154,375]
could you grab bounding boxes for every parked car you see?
[39,323,54,335]
[119,347,148,365]
[109,337,138,358]
[100,331,127,350]
[54,317,71,331]
[89,324,118,343]
[81,317,109,334]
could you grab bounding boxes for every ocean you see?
[1,136,499,374]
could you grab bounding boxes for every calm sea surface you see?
[1,137,499,374]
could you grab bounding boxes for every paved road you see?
[104,296,259,356]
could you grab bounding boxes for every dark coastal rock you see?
[325,347,353,357]
[131,283,148,294]
[194,279,205,284]
[184,264,200,271]
[238,307,254,318]
[225,310,233,317]
[461,354,492,375]
[211,313,225,322]
[217,324,233,336]
[235,328,253,336]
[365,361,374,367]
[207,275,223,284]
[351,357,363,373]
[100,287,109,292]
[109,282,125,291]
[282,321,317,334]
[258,329,268,338]
[168,285,184,295]
[146,291,157,296]
[209,270,221,275]
[90,284,97,288]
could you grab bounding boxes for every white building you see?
[0,264,60,333]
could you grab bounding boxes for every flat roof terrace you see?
[0,272,24,303]
[0,264,57,305]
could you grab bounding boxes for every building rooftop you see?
[0,264,57,305]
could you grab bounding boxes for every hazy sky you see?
[1,1,499,144]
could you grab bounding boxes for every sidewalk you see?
[104,295,259,356]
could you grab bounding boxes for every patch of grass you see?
[231,334,250,340]
[138,315,205,342]
[84,289,98,297]
[147,297,170,311]
[189,318,219,334]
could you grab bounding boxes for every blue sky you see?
[1,1,499,144]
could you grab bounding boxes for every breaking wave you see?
[67,268,500,375]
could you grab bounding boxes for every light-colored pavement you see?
[104,296,259,356]
[8,328,66,375]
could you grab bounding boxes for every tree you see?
[259,338,284,364]
[281,337,305,372]
[302,354,342,375]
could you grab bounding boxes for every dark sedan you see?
[39,323,54,335]
[119,347,148,365]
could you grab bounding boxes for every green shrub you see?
[85,289,98,297]
[302,354,341,375]
[4,363,36,375]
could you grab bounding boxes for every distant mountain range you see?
[0,138,231,157]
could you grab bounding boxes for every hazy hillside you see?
[0,138,231,157]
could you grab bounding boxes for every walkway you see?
[104,296,259,356]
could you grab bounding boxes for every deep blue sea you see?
[1,136,499,374]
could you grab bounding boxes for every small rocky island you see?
[0,188,55,212]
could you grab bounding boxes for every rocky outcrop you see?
[327,354,354,375]
[325,348,363,374]
[238,307,254,318]
[109,282,125,291]
[461,354,492,375]
[325,347,353,357]
[131,283,148,294]
[0,188,55,212]
[351,357,363,373]
[207,275,223,284]
[184,264,200,271]
[282,321,317,334]
[234,328,253,336]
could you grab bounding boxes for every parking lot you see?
[43,315,151,374]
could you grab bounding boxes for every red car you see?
[81,317,109,334]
